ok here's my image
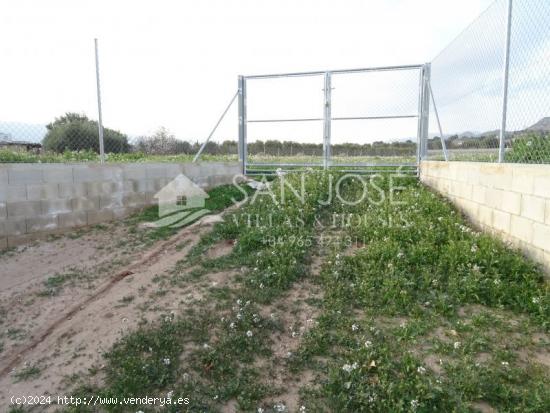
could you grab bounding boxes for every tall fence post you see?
[94,38,105,163]
[498,0,513,163]
[323,72,332,169]
[238,75,247,175]
[418,63,431,163]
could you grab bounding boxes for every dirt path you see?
[0,215,227,406]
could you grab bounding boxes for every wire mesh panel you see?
[429,0,550,164]
[242,66,423,174]
[0,40,101,162]
[330,68,421,171]
[505,0,550,163]
[428,0,508,162]
[244,74,325,171]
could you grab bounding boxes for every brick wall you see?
[0,162,240,249]
[421,161,550,274]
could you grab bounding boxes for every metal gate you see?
[238,64,431,175]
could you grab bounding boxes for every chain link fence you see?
[1,0,548,165]
[428,0,550,164]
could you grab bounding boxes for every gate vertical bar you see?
[416,67,424,169]
[498,0,513,163]
[238,75,247,174]
[94,38,105,163]
[323,72,332,169]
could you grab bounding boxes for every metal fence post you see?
[238,75,247,174]
[94,38,105,163]
[498,0,513,163]
[417,63,430,162]
[323,72,332,169]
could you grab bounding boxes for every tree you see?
[42,112,129,153]
[133,127,196,155]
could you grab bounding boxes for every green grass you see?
[63,172,549,412]
[126,183,255,244]
[0,149,237,163]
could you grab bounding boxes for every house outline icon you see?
[154,174,209,217]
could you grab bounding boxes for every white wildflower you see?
[453,341,461,350]
[203,343,210,349]
[397,251,405,259]
[166,390,174,399]
[501,361,509,367]
[532,297,540,304]
[352,324,359,332]
[411,399,419,410]
[299,406,306,413]
[163,358,171,365]
[274,402,287,412]
[230,322,236,329]
[417,366,426,374]
[364,340,373,348]
[342,362,358,373]
[257,408,264,413]
[246,330,253,337]
[471,244,478,253]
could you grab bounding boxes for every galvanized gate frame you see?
[238,63,432,175]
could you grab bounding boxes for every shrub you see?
[42,112,130,153]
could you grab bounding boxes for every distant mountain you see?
[0,122,47,143]
[525,117,550,132]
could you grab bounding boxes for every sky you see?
[4,0,542,147]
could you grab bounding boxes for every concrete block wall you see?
[0,162,240,249]
[421,161,550,274]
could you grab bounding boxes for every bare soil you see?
[0,216,232,407]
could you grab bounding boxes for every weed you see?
[14,365,42,382]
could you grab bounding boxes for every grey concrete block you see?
[145,166,167,179]
[87,209,114,225]
[87,181,122,197]
[59,183,87,198]
[73,166,115,183]
[0,185,27,202]
[0,202,6,219]
[72,197,100,211]
[26,215,59,233]
[41,199,72,215]
[146,178,171,193]
[42,167,74,183]
[0,168,7,186]
[123,192,146,207]
[8,167,43,185]
[58,211,88,228]
[122,179,146,193]
[164,164,183,178]
[122,165,147,181]
[0,217,27,236]
[7,201,41,218]
[100,195,124,209]
[27,183,60,201]
[0,237,7,250]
